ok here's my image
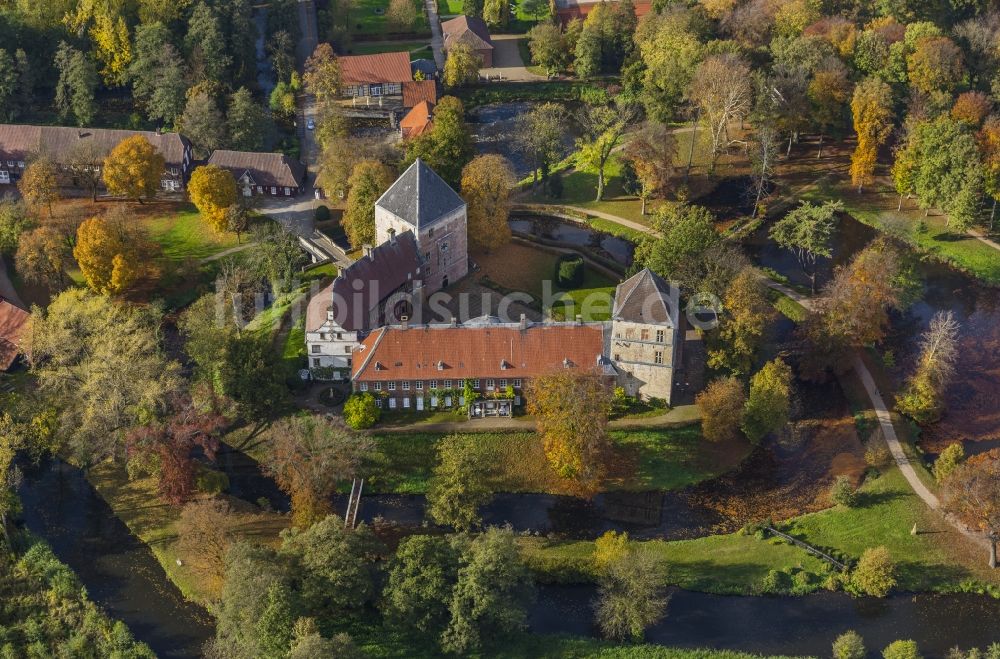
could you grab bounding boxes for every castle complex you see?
[305,160,682,407]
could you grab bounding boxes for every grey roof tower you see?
[612,268,679,327]
[375,158,466,230]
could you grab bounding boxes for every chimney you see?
[519,314,527,330]
[362,244,373,259]
[451,316,457,327]
[575,314,583,325]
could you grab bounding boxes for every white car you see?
[306,118,316,130]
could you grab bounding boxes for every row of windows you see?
[311,345,352,354]
[612,351,665,365]
[614,328,667,343]
[359,378,522,392]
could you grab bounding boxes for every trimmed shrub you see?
[759,569,791,595]
[344,392,381,429]
[830,475,859,507]
[850,546,897,597]
[883,640,922,659]
[933,442,965,483]
[315,205,331,222]
[555,254,585,289]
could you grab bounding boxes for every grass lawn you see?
[87,460,288,607]
[523,466,1000,595]
[362,427,740,496]
[351,0,429,35]
[437,0,463,15]
[474,242,619,320]
[800,176,1000,286]
[247,264,338,339]
[768,288,808,322]
[142,206,239,262]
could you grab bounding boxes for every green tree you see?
[933,443,965,483]
[482,0,510,27]
[382,535,464,640]
[850,546,897,597]
[443,42,482,88]
[54,42,98,126]
[634,10,702,122]
[129,22,188,125]
[634,203,720,292]
[0,198,33,255]
[343,392,381,429]
[742,358,793,444]
[343,160,394,248]
[527,22,568,75]
[829,475,858,507]
[404,96,474,188]
[227,87,269,151]
[883,641,922,659]
[29,289,182,464]
[707,268,774,375]
[427,434,494,531]
[595,547,669,642]
[442,527,535,654]
[0,50,19,121]
[250,222,306,297]
[833,631,867,659]
[280,517,378,617]
[214,542,293,658]
[186,1,231,84]
[769,200,842,293]
[575,102,638,201]
[180,91,226,159]
[515,102,565,183]
[219,332,288,419]
[178,292,237,383]
[256,583,295,658]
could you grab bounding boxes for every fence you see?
[765,526,848,571]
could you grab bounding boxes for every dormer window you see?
[500,360,510,370]
[375,361,386,371]
[436,360,445,371]
[563,358,573,368]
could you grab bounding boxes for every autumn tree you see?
[707,268,774,374]
[769,199,842,293]
[176,498,236,596]
[14,227,70,290]
[850,77,894,192]
[896,310,960,424]
[0,198,32,255]
[189,165,239,233]
[981,116,1000,229]
[343,160,394,248]
[103,135,166,204]
[443,42,481,89]
[262,415,372,528]
[906,36,963,97]
[849,546,897,597]
[741,357,793,444]
[461,155,515,252]
[527,22,571,76]
[29,288,181,464]
[404,96,474,188]
[595,546,669,642]
[689,54,753,173]
[386,0,418,31]
[126,393,227,504]
[941,451,1000,568]
[73,216,143,295]
[808,60,852,158]
[527,369,612,488]
[575,102,639,201]
[515,102,566,184]
[634,9,703,122]
[427,434,494,531]
[67,138,109,202]
[303,43,341,110]
[951,91,992,126]
[621,123,678,215]
[17,158,59,218]
[696,376,747,443]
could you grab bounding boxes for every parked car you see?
[306,118,316,130]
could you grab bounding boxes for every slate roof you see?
[442,15,494,52]
[0,124,190,167]
[402,80,438,108]
[338,52,413,86]
[375,159,466,229]
[400,102,435,139]
[0,298,29,371]
[352,321,606,381]
[612,268,678,327]
[306,231,422,333]
[207,150,306,189]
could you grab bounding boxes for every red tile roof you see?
[402,80,438,108]
[352,322,606,381]
[556,0,650,23]
[0,298,29,371]
[400,101,435,139]
[442,15,494,51]
[338,52,413,86]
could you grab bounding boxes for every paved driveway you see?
[480,35,546,82]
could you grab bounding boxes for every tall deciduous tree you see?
[595,545,669,641]
[29,288,182,464]
[634,203,720,292]
[180,91,226,159]
[461,155,515,252]
[808,60,852,158]
[303,43,341,110]
[896,310,960,424]
[635,9,703,122]
[404,96,474,189]
[382,535,464,642]
[427,434,494,531]
[14,227,70,290]
[850,77,894,192]
[443,42,481,88]
[227,87,269,152]
[707,268,774,375]
[906,36,963,97]
[575,102,638,201]
[73,215,142,295]
[769,199,842,293]
[441,527,535,654]
[0,50,19,121]
[189,165,239,233]
[103,135,166,204]
[621,123,678,215]
[942,451,1000,568]
[129,22,189,125]
[696,376,747,443]
[515,102,565,184]
[741,357,793,444]
[90,13,132,86]
[67,137,109,202]
[0,198,33,255]
[689,54,753,172]
[386,0,418,31]
[17,158,59,218]
[527,22,569,75]
[262,415,372,528]
[343,160,394,248]
[527,369,612,488]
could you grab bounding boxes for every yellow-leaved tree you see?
[18,158,59,218]
[188,165,238,233]
[527,369,612,490]
[849,77,893,193]
[102,135,165,204]
[73,215,140,295]
[460,154,514,252]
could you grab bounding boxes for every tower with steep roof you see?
[375,159,468,292]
